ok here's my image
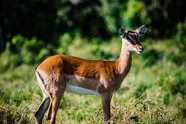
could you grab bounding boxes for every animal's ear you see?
[118,26,125,38]
[136,24,149,36]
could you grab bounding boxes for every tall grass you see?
[0,37,186,123]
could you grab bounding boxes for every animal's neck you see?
[116,39,132,75]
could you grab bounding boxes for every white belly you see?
[65,83,99,95]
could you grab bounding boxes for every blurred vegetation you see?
[0,0,186,123]
[1,0,186,53]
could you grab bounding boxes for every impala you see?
[34,24,148,124]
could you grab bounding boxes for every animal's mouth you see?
[137,48,144,54]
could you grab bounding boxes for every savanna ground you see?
[0,36,186,124]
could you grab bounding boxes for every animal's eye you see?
[126,35,133,42]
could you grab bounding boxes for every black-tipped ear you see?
[136,24,149,36]
[118,26,125,38]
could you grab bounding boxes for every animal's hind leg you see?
[35,94,50,124]
[35,71,51,124]
[47,86,65,124]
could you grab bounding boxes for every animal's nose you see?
[139,46,144,52]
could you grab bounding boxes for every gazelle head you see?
[118,24,148,54]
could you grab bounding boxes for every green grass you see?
[0,37,186,124]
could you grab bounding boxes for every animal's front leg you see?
[101,93,112,124]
